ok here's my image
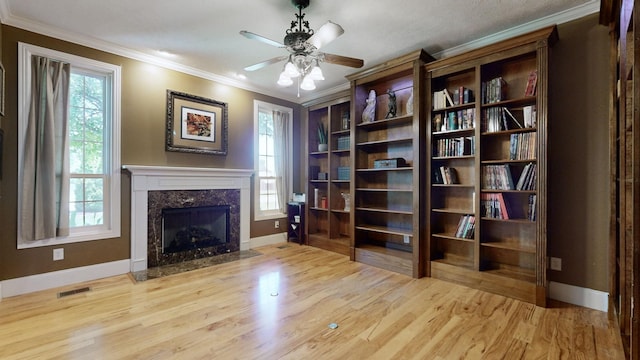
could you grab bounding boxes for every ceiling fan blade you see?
[240,30,284,48]
[307,21,344,49]
[244,56,288,72]
[322,53,364,68]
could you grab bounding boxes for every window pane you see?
[69,108,84,141]
[84,141,104,174]
[69,140,84,173]
[85,178,104,202]
[85,111,104,143]
[70,178,84,202]
[85,201,104,226]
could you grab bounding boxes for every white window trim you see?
[17,42,122,249]
[253,100,293,221]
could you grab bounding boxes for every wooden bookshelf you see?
[304,92,352,256]
[347,50,432,278]
[425,26,557,306]
[601,0,640,357]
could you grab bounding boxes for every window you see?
[253,100,293,220]
[18,43,121,248]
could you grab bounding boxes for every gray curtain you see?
[272,110,290,213]
[21,56,71,241]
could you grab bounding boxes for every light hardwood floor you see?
[0,244,626,359]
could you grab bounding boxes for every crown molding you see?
[0,0,600,105]
[431,0,601,59]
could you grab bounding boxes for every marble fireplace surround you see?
[124,165,253,272]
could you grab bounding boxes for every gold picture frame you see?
[166,90,228,155]
[0,62,5,116]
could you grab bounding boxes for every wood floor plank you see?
[0,244,625,359]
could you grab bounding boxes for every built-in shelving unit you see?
[601,0,639,357]
[425,26,557,306]
[347,50,432,277]
[304,93,352,256]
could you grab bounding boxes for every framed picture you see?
[0,62,5,116]
[166,90,228,155]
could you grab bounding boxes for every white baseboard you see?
[250,233,287,248]
[0,260,130,299]
[549,281,608,312]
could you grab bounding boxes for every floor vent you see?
[57,287,91,298]
[277,244,291,249]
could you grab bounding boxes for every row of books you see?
[510,132,537,160]
[433,136,475,157]
[482,163,537,191]
[481,77,507,104]
[480,70,538,105]
[432,87,474,110]
[480,193,537,221]
[433,166,459,184]
[433,109,476,132]
[482,107,521,132]
[482,105,537,133]
[527,194,537,221]
[480,193,512,219]
[454,215,475,239]
[517,163,537,191]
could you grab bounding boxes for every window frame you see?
[253,100,293,221]
[17,42,122,249]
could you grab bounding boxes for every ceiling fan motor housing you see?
[291,0,310,9]
[284,32,313,52]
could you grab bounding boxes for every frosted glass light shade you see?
[309,65,324,80]
[300,76,316,90]
[277,72,293,86]
[284,61,301,77]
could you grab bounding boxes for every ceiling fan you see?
[240,0,364,91]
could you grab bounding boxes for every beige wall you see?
[0,25,302,280]
[548,14,610,292]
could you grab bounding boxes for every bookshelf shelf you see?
[355,225,413,237]
[432,208,474,215]
[481,241,536,254]
[480,96,536,108]
[432,233,475,243]
[425,25,556,306]
[355,207,413,215]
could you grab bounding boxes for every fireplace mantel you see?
[123,165,253,272]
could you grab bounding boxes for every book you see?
[524,70,538,97]
[444,89,454,107]
[433,113,443,132]
[433,168,444,184]
[523,105,535,128]
[503,107,523,128]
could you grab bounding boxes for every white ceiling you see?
[0,0,599,103]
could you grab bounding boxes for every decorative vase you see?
[362,90,376,123]
[341,193,351,212]
[318,143,328,152]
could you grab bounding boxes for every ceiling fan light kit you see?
[240,0,363,93]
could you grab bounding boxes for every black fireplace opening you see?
[162,205,230,254]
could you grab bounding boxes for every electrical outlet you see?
[403,235,410,244]
[550,257,562,271]
[275,220,280,229]
[53,248,64,261]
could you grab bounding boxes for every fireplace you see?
[162,205,230,254]
[124,165,253,272]
[148,189,240,267]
